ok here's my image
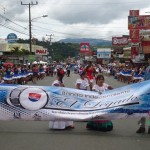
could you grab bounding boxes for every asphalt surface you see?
[0,72,150,150]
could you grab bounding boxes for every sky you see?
[0,0,150,42]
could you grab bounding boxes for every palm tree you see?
[11,46,21,55]
[20,49,30,63]
[11,46,22,63]
[11,47,29,64]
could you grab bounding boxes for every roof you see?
[0,43,46,52]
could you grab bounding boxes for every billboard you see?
[80,42,90,53]
[129,10,139,16]
[130,29,139,39]
[128,15,150,29]
[35,49,48,55]
[97,48,111,59]
[129,29,140,43]
[112,37,128,46]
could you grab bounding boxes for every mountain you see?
[58,38,112,46]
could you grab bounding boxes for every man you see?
[136,58,150,134]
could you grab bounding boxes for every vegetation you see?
[17,38,80,61]
[17,38,112,61]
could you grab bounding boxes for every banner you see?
[129,29,140,43]
[80,43,90,53]
[0,81,150,121]
[112,37,128,46]
[128,15,150,29]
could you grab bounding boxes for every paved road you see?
[0,73,150,150]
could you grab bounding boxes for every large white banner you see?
[0,80,150,121]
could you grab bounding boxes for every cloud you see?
[0,0,150,41]
[47,0,150,24]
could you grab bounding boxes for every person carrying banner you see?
[86,74,113,132]
[49,70,74,130]
[75,71,89,90]
[92,74,113,94]
[136,58,150,134]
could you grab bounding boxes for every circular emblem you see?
[19,87,48,111]
[7,87,48,111]
[7,87,26,107]
[7,33,17,43]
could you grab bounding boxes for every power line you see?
[0,13,27,29]
[39,0,150,6]
[0,23,29,36]
[0,4,5,14]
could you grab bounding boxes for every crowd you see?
[48,60,150,133]
[0,63,72,85]
[1,60,150,133]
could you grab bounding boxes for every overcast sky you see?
[0,0,150,42]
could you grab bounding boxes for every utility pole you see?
[46,34,54,61]
[21,1,38,54]
[46,34,54,45]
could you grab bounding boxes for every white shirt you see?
[75,78,89,90]
[92,83,109,93]
[52,80,61,86]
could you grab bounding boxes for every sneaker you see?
[136,127,145,133]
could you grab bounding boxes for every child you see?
[92,74,113,94]
[49,70,74,130]
[75,71,89,90]
[86,74,113,132]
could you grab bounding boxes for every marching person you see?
[75,71,89,90]
[86,74,113,132]
[136,58,150,134]
[66,63,71,77]
[84,61,95,91]
[92,74,113,94]
[49,70,74,130]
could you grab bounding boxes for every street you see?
[0,72,150,150]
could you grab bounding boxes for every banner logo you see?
[28,93,42,102]
[80,42,90,53]
[7,87,48,111]
[112,37,128,46]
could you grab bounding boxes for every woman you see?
[85,62,95,91]
[49,70,74,130]
[3,65,14,84]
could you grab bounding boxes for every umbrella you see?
[3,62,14,67]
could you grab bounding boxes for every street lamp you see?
[31,15,48,21]
[29,15,48,54]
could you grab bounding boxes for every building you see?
[0,42,48,64]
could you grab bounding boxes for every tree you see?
[20,49,30,63]
[11,46,21,55]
